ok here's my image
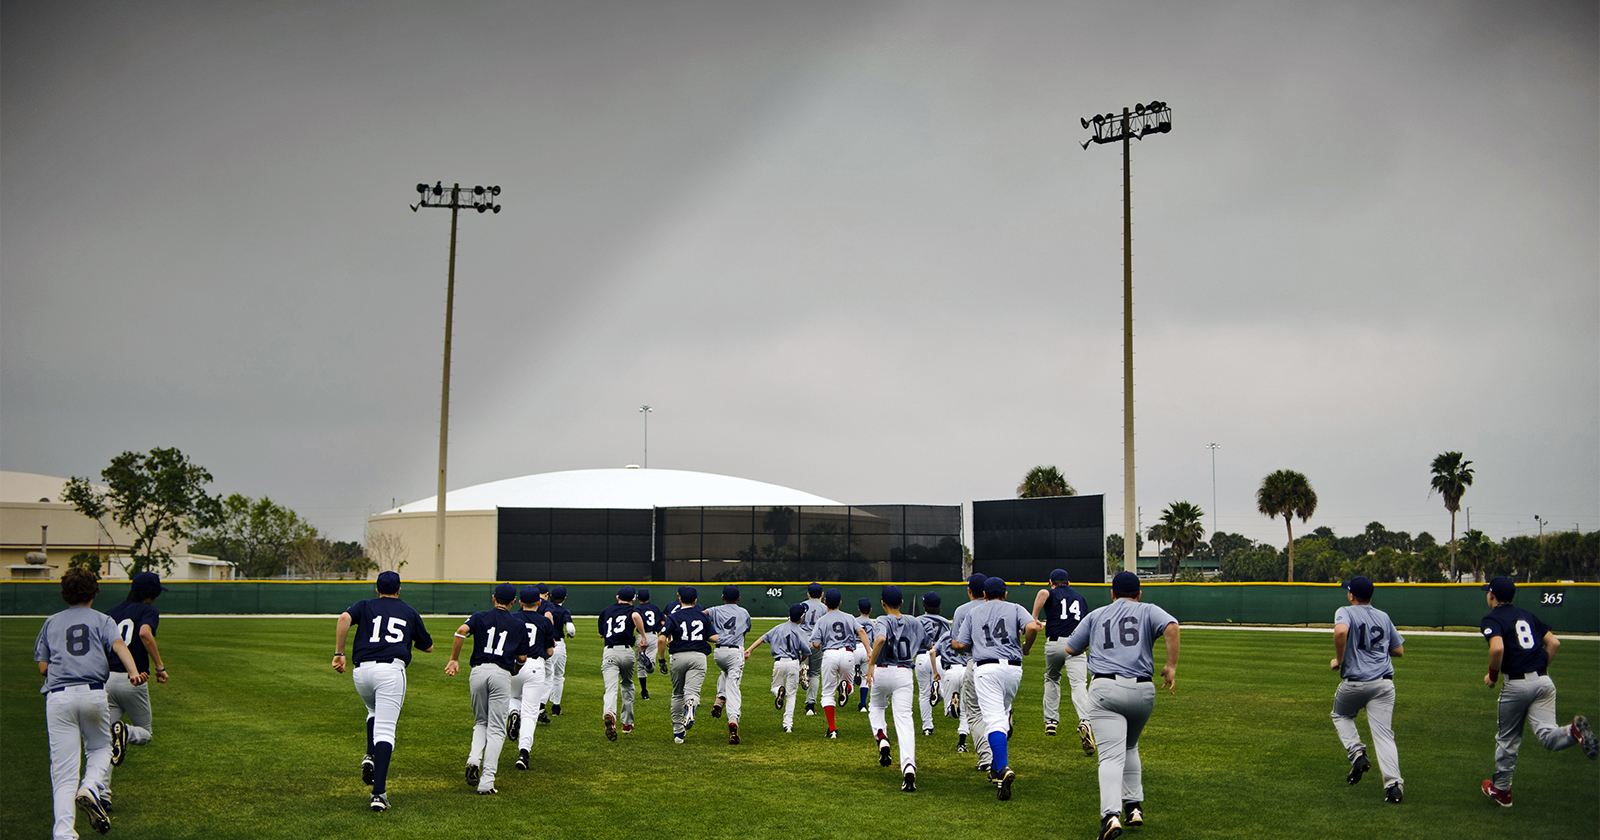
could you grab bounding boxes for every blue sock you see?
[859,687,870,708]
[988,731,1008,769]
[372,741,393,795]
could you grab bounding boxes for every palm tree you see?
[1429,451,1473,581]
[1158,501,1206,582]
[1257,470,1318,582]
[1458,529,1494,583]
[1017,466,1077,498]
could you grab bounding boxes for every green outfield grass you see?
[3,616,1596,839]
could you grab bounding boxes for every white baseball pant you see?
[868,665,917,772]
[47,684,112,840]
[713,647,745,723]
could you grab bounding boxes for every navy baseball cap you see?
[637,588,651,602]
[880,585,903,607]
[1482,576,1515,601]
[1049,568,1070,583]
[519,585,541,604]
[857,598,872,613]
[1344,577,1375,600]
[679,585,698,603]
[824,588,842,608]
[131,571,169,594]
[550,585,567,600]
[967,574,987,594]
[537,582,549,595]
[808,582,823,598]
[983,576,1007,596]
[723,585,741,601]
[789,603,807,622]
[494,582,518,603]
[1111,571,1141,593]
[617,585,637,601]
[375,571,400,594]
[922,591,941,608]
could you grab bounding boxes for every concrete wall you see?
[366,509,498,580]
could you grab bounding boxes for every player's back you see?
[1072,599,1177,679]
[872,614,929,668]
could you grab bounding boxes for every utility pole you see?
[412,181,501,579]
[1082,101,1173,573]
[639,405,654,468]
[1207,442,1221,539]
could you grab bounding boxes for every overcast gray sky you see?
[4,0,1595,550]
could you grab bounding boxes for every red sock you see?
[825,706,836,729]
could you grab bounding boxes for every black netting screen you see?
[972,495,1105,584]
[497,508,653,581]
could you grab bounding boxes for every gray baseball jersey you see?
[35,606,120,692]
[953,600,1032,662]
[1334,604,1404,681]
[811,610,861,651]
[706,604,753,649]
[1067,599,1178,678]
[918,614,951,646]
[949,599,980,664]
[871,614,930,669]
[760,622,813,660]
[801,599,828,631]
[856,615,876,646]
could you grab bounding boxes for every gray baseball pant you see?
[467,663,511,792]
[805,647,823,704]
[713,647,745,723]
[104,671,153,800]
[670,651,708,734]
[1043,638,1090,724]
[1087,675,1155,819]
[771,658,801,727]
[1331,677,1402,789]
[1492,673,1577,790]
[601,645,636,726]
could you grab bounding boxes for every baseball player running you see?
[809,589,861,739]
[952,577,1042,801]
[1329,575,1405,803]
[800,583,828,716]
[509,586,557,769]
[104,572,170,806]
[854,599,875,712]
[445,583,530,795]
[659,586,718,744]
[745,603,813,732]
[36,568,145,839]
[950,574,994,770]
[633,589,665,701]
[1065,571,1180,840]
[1478,576,1598,807]
[930,633,971,750]
[598,586,648,741]
[914,592,951,736]
[863,585,929,792]
[1033,569,1092,752]
[333,570,434,811]
[538,585,576,717]
[707,585,753,744]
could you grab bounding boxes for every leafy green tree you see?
[1217,547,1284,582]
[62,447,222,576]
[1457,529,1495,583]
[1429,451,1474,580]
[191,494,317,578]
[68,552,103,575]
[1413,532,1437,551]
[1017,466,1076,498]
[1256,469,1317,582]
[1157,501,1205,582]
[1208,532,1255,564]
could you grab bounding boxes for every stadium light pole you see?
[639,405,653,468]
[1207,442,1221,539]
[1082,101,1172,574]
[412,181,501,579]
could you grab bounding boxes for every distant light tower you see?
[1082,101,1173,573]
[412,181,501,580]
[1207,442,1221,538]
[639,405,654,468]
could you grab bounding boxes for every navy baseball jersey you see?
[518,610,557,660]
[1067,599,1178,678]
[810,610,861,651]
[917,614,951,647]
[760,623,813,660]
[1334,604,1403,681]
[346,597,433,666]
[665,605,714,654]
[465,608,531,670]
[1481,604,1553,675]
[599,603,640,646]
[635,602,665,634]
[706,604,752,648]
[1043,585,1087,639]
[107,600,161,674]
[34,606,119,693]
[543,602,574,636]
[954,600,1033,662]
[871,614,930,669]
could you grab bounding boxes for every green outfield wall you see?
[3,580,1595,633]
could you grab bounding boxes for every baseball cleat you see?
[507,711,520,741]
[879,739,893,766]
[783,724,793,733]
[1348,750,1371,785]
[902,770,916,792]
[858,705,869,712]
[841,680,854,705]
[110,721,126,766]
[464,763,480,786]
[1481,779,1513,807]
[1079,721,1097,756]
[799,669,810,691]
[674,732,686,744]
[551,704,562,716]
[642,653,655,674]
[362,754,375,786]
[826,729,838,740]
[641,688,650,700]
[604,713,617,741]
[1573,716,1597,759]
[620,723,634,734]
[923,727,933,737]
[685,706,696,730]
[76,790,110,835]
[369,793,390,812]
[1045,719,1058,737]
[975,762,992,773]
[1124,801,1143,826]
[476,788,498,796]
[515,749,529,770]
[538,710,552,724]
[776,686,786,710]
[101,796,113,814]
[728,722,740,745]
[806,702,816,716]
[712,698,725,718]
[1385,784,1403,804]
[996,767,1015,801]
[1098,813,1123,840]
[956,734,969,753]
[951,693,960,718]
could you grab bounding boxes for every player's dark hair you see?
[60,567,100,605]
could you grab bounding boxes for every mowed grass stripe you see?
[3,616,1595,839]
